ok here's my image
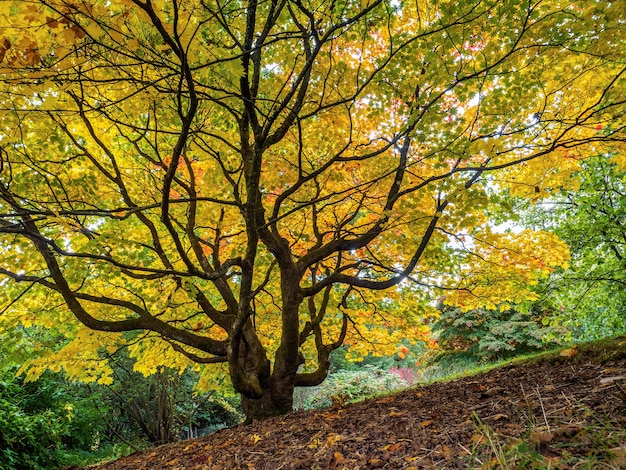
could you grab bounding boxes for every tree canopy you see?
[523,154,626,340]
[0,0,625,420]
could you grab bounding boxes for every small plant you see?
[468,412,510,469]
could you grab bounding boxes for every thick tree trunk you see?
[240,377,294,423]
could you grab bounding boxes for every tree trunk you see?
[240,377,294,423]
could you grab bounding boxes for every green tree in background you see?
[526,155,626,340]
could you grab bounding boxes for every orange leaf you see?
[382,443,403,453]
[559,347,578,357]
[376,397,395,404]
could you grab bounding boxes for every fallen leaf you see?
[609,446,626,467]
[471,433,486,444]
[531,431,553,444]
[559,347,578,357]
[387,443,403,453]
[382,443,403,453]
[321,410,345,420]
[600,375,624,384]
[553,424,583,438]
[307,438,320,449]
[482,386,505,397]
[491,414,508,421]
[376,396,395,403]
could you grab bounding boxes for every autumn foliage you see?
[0,0,625,420]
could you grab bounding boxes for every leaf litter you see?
[88,339,626,469]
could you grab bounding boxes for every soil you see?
[90,340,626,469]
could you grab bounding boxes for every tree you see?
[522,153,626,340]
[0,0,625,421]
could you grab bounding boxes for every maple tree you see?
[0,0,625,421]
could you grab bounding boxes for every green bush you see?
[0,370,74,470]
[294,366,410,410]
[0,365,127,469]
[432,306,566,359]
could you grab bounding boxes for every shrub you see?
[388,366,418,386]
[294,366,413,410]
[0,370,78,470]
[432,306,566,359]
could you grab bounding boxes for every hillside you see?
[90,339,626,469]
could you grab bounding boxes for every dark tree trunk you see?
[240,377,295,423]
[235,267,304,423]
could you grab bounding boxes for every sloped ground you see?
[91,339,626,469]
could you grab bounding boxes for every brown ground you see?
[92,340,626,469]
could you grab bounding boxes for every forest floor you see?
[90,338,626,469]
